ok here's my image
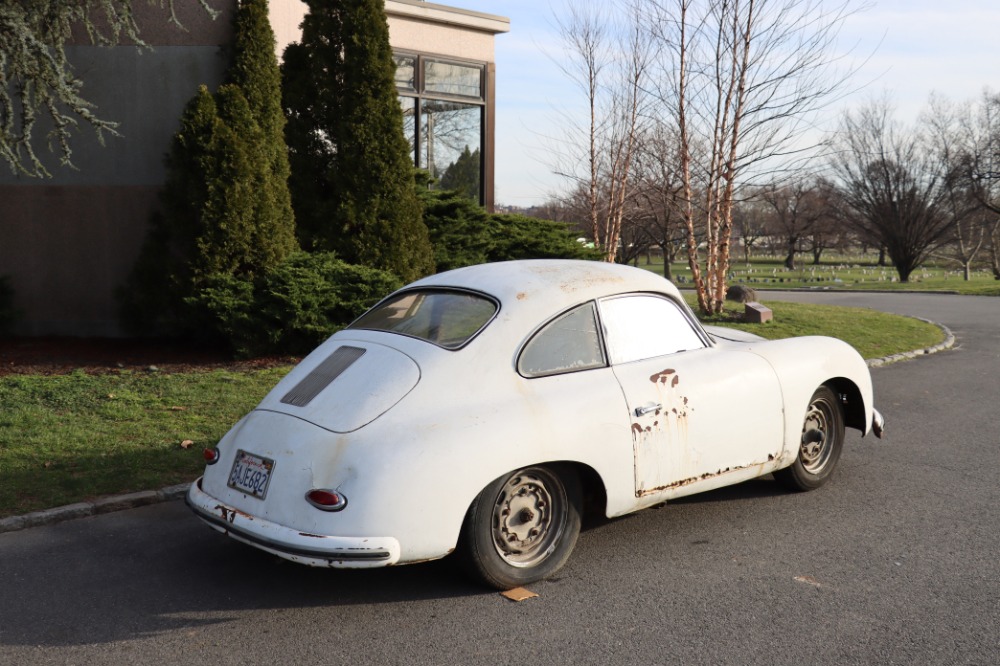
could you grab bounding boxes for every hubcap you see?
[491,469,566,568]
[800,399,833,474]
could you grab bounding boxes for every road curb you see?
[0,316,958,535]
[866,319,955,368]
[0,483,190,535]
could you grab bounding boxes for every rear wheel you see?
[458,465,582,590]
[774,386,845,491]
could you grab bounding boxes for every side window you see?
[518,303,606,378]
[600,295,706,365]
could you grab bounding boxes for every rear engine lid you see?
[256,340,420,432]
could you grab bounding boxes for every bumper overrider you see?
[186,478,401,568]
[872,408,885,439]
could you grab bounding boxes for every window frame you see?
[394,50,489,206]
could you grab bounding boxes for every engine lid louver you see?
[280,346,366,407]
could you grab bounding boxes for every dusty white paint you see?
[189,260,879,570]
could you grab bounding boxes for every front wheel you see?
[774,386,845,492]
[457,465,582,590]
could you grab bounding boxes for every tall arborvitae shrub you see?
[283,0,435,283]
[120,0,297,334]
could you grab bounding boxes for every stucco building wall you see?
[0,4,235,336]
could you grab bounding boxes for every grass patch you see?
[0,298,944,518]
[691,297,945,360]
[0,367,290,517]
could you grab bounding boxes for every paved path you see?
[1,291,997,665]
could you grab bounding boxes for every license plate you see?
[227,450,275,499]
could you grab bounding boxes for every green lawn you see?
[0,300,945,518]
[691,298,944,360]
[0,367,290,517]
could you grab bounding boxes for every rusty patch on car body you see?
[215,504,254,524]
[650,368,676,385]
[635,462,766,497]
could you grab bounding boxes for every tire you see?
[458,465,582,590]
[774,386,845,492]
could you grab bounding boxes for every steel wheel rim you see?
[491,468,567,568]
[800,396,834,474]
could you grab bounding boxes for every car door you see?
[599,294,784,499]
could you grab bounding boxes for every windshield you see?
[348,289,498,349]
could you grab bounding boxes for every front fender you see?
[748,336,875,461]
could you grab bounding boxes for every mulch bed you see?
[0,337,298,376]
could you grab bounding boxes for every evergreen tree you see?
[283,0,435,283]
[120,0,297,334]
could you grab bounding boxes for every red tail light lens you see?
[203,448,220,465]
[305,489,348,511]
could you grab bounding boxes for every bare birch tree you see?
[553,0,653,262]
[647,0,859,313]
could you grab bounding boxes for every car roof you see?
[407,259,683,315]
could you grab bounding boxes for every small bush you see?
[418,176,599,271]
[487,214,601,263]
[0,275,21,335]
[188,252,401,358]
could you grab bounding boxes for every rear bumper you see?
[186,478,401,568]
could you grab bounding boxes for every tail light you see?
[305,489,348,512]
[203,447,220,465]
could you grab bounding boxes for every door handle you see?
[634,403,662,417]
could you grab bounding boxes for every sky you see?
[449,0,1000,207]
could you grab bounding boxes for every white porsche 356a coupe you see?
[187,260,883,589]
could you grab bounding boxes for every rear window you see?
[348,289,498,349]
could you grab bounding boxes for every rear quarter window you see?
[518,303,607,377]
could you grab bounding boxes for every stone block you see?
[745,302,773,323]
